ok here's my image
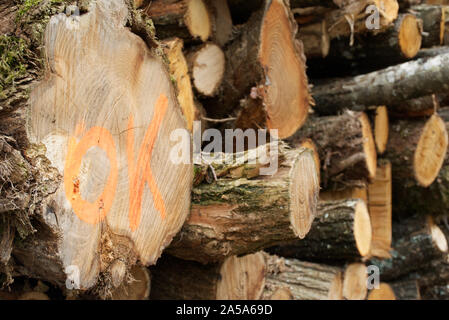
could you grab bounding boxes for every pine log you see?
[373,106,389,154]
[1,0,192,291]
[168,143,320,264]
[409,4,445,47]
[145,0,212,42]
[386,115,449,217]
[367,281,421,300]
[342,263,368,300]
[368,216,448,281]
[150,253,267,300]
[288,111,377,189]
[262,253,343,300]
[186,43,225,97]
[267,199,372,262]
[207,0,311,139]
[312,52,449,115]
[367,160,392,258]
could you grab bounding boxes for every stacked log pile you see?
[1,0,449,301]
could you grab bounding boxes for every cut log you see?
[208,0,311,139]
[367,281,421,300]
[263,253,343,300]
[150,253,266,300]
[3,0,192,291]
[298,20,330,58]
[162,38,197,131]
[168,143,320,264]
[327,13,422,61]
[386,115,449,217]
[368,215,448,281]
[206,0,233,47]
[300,138,321,184]
[409,4,445,47]
[145,0,212,42]
[325,0,399,40]
[110,265,150,300]
[342,263,368,300]
[187,43,225,97]
[373,106,389,154]
[267,199,372,262]
[312,52,449,115]
[288,111,377,189]
[367,160,392,258]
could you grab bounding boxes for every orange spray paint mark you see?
[127,94,168,231]
[64,126,118,225]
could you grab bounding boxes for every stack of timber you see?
[2,0,449,301]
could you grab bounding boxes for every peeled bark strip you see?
[312,52,449,115]
[209,0,311,139]
[367,281,420,300]
[374,106,389,154]
[263,253,343,300]
[3,0,192,291]
[288,111,377,189]
[367,160,392,258]
[162,38,196,131]
[187,43,225,97]
[110,265,150,300]
[268,199,372,262]
[168,144,320,264]
[145,0,212,42]
[369,216,448,281]
[150,253,266,300]
[386,115,449,216]
[410,4,445,47]
[342,263,368,300]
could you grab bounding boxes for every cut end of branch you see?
[354,200,372,258]
[398,14,422,59]
[367,283,396,300]
[358,112,377,180]
[414,114,448,187]
[374,106,389,154]
[185,0,212,41]
[342,263,367,300]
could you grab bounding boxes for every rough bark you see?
[205,0,311,139]
[267,199,372,263]
[1,0,193,294]
[262,253,343,300]
[312,52,449,115]
[168,144,319,264]
[368,215,448,281]
[409,4,445,48]
[288,111,377,189]
[367,281,421,300]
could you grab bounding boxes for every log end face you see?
[374,106,389,155]
[342,263,367,300]
[289,148,320,239]
[398,14,422,59]
[375,0,399,25]
[359,112,377,180]
[270,287,293,300]
[328,272,343,300]
[367,283,396,300]
[414,114,448,187]
[110,265,151,300]
[185,0,212,42]
[429,218,448,253]
[354,200,372,258]
[259,0,310,139]
[216,252,266,300]
[191,43,225,97]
